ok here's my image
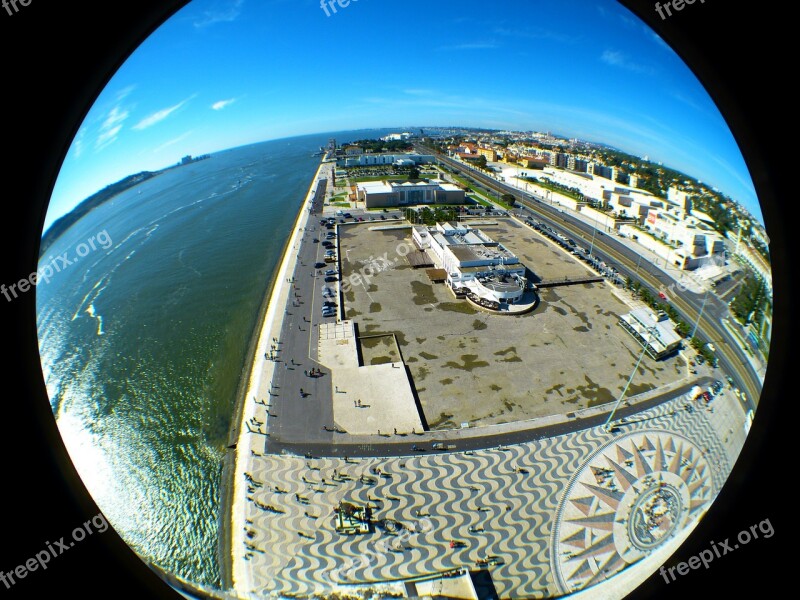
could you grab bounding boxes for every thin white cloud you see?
[493,26,578,44]
[193,0,244,28]
[115,85,137,101]
[133,95,196,130]
[73,127,87,158]
[211,98,237,111]
[438,42,499,51]
[95,105,130,150]
[153,131,194,153]
[600,50,655,75]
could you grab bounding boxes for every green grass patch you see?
[411,281,436,305]
[444,354,490,371]
[472,319,487,331]
[438,302,477,315]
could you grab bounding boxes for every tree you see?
[408,167,420,181]
[501,194,516,207]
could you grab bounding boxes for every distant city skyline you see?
[45,0,763,231]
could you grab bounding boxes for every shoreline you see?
[219,159,327,592]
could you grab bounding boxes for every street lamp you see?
[690,288,710,340]
[603,326,656,433]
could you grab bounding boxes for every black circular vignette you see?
[0,1,790,598]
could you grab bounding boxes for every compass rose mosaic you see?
[552,430,714,594]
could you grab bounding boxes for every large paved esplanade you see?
[233,389,746,598]
[226,163,751,598]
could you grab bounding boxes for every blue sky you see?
[45,0,763,230]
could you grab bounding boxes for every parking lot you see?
[338,219,685,429]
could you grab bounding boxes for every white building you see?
[339,153,434,167]
[619,309,682,359]
[357,180,465,208]
[412,223,527,304]
[381,132,414,142]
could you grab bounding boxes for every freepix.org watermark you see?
[339,241,413,295]
[659,517,774,584]
[1,230,112,303]
[2,0,32,17]
[320,0,358,18]
[655,0,707,20]
[0,513,109,590]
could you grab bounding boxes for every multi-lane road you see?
[426,148,762,413]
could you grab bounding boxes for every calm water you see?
[36,129,396,586]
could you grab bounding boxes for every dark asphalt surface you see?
[268,377,713,458]
[263,178,337,449]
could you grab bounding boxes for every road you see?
[426,148,761,413]
[267,377,713,458]
[262,178,337,448]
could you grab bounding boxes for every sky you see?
[45,0,763,230]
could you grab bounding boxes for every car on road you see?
[321,287,334,297]
[314,262,326,269]
[343,212,352,218]
[321,308,336,318]
[325,275,337,282]
[322,241,334,248]
[325,269,336,276]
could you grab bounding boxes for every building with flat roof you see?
[413,223,528,304]
[357,180,465,208]
[618,309,682,359]
[339,153,434,167]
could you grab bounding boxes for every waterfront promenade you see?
[222,161,751,597]
[225,159,331,590]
